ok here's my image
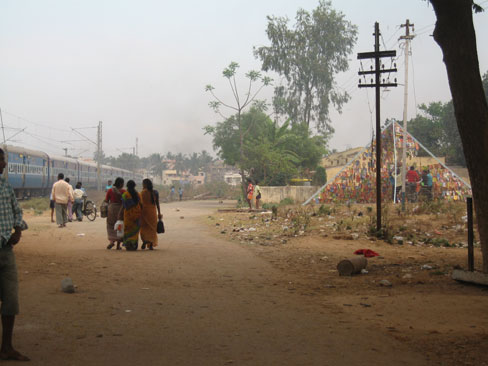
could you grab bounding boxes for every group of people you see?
[246,179,262,210]
[169,186,183,201]
[104,178,162,251]
[51,174,87,226]
[391,166,433,202]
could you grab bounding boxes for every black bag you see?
[100,201,108,218]
[157,219,165,234]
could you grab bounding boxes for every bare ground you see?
[11,200,488,365]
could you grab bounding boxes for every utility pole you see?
[97,121,103,191]
[358,22,397,232]
[400,19,415,211]
[63,148,68,157]
[136,137,139,157]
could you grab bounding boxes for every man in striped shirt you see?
[0,148,29,361]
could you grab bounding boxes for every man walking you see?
[0,148,29,361]
[52,173,73,227]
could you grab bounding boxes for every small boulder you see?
[61,277,75,293]
[379,279,392,287]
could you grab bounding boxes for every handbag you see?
[157,219,165,234]
[100,201,108,218]
[114,220,124,238]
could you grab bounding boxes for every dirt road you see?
[14,200,428,366]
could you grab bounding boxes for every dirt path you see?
[14,200,428,366]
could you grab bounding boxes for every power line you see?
[1,109,72,133]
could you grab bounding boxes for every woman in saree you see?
[119,180,142,251]
[140,178,162,250]
[104,177,125,250]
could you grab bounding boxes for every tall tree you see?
[254,0,357,134]
[407,101,466,166]
[147,153,167,181]
[429,0,488,272]
[205,62,271,191]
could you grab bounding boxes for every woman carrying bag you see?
[104,177,125,250]
[140,178,162,250]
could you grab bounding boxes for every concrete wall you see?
[259,186,319,205]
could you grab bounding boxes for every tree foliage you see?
[206,107,326,186]
[205,62,272,192]
[406,71,487,166]
[254,0,357,134]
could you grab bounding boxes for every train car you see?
[2,145,50,198]
[78,160,98,190]
[48,154,79,190]
[1,144,146,197]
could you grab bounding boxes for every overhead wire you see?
[1,109,71,133]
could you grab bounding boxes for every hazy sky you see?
[0,0,487,158]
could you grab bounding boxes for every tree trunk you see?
[238,112,247,197]
[430,0,488,273]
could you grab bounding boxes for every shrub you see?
[279,197,294,206]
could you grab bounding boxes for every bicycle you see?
[81,196,97,221]
[406,182,418,203]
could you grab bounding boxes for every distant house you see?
[224,173,242,186]
[206,160,240,184]
[162,169,205,186]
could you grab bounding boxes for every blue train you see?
[2,144,143,198]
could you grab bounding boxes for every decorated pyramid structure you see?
[304,120,472,205]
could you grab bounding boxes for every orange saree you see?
[140,189,158,247]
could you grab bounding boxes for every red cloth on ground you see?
[354,249,380,257]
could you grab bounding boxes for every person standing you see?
[406,166,421,201]
[421,168,433,201]
[105,180,112,192]
[119,180,142,251]
[72,182,85,222]
[170,186,175,201]
[65,178,74,222]
[52,173,73,228]
[178,187,183,201]
[104,178,125,250]
[0,148,29,361]
[246,179,254,210]
[254,181,262,209]
[140,179,162,250]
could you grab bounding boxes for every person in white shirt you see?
[72,182,85,222]
[51,173,73,227]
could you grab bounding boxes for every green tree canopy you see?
[406,71,488,167]
[254,0,357,135]
[206,107,326,185]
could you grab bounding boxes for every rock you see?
[379,279,392,287]
[351,233,359,240]
[320,256,329,261]
[361,269,369,274]
[402,274,413,279]
[61,277,75,293]
[421,264,433,270]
